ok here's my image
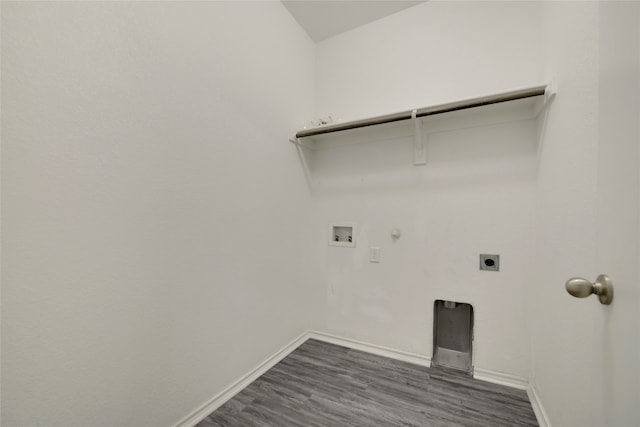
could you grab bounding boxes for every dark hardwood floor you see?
[197,339,538,427]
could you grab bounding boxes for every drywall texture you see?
[315,1,542,122]
[1,2,316,426]
[532,3,600,425]
[309,1,542,380]
[592,4,640,425]
[306,118,537,379]
[532,2,640,426]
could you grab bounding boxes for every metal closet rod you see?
[295,84,548,139]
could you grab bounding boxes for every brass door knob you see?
[565,274,614,305]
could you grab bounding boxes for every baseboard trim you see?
[307,330,431,368]
[527,384,551,427]
[172,331,308,427]
[473,367,529,390]
[174,330,550,427]
[474,369,551,427]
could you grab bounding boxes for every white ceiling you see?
[282,1,426,42]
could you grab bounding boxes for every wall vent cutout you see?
[432,300,474,374]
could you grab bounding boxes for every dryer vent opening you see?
[432,300,474,374]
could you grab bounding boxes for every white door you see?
[534,3,640,426]
[590,3,640,425]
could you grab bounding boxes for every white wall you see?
[532,3,600,425]
[316,1,541,122]
[533,2,640,426]
[4,2,638,426]
[309,1,542,379]
[312,1,640,424]
[1,2,317,426]
[594,3,640,424]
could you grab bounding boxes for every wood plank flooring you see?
[197,339,538,427]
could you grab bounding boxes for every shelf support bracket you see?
[289,134,309,148]
[534,81,557,117]
[412,109,426,165]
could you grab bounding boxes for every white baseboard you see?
[473,369,550,427]
[527,384,551,427]
[473,367,529,390]
[172,331,308,427]
[174,330,550,427]
[307,330,431,368]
